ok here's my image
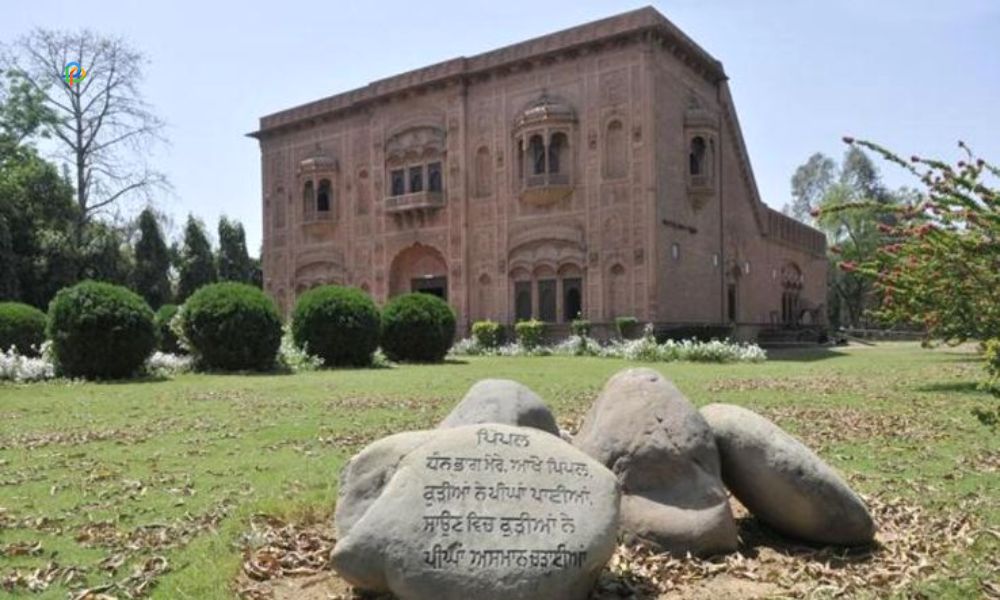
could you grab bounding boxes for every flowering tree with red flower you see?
[820,139,1000,402]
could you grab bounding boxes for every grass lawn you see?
[0,342,997,598]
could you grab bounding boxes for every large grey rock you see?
[334,430,436,539]
[332,423,620,600]
[439,379,559,436]
[573,368,737,556]
[701,403,875,546]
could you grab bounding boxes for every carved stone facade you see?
[251,7,827,338]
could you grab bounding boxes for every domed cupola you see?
[514,94,577,130]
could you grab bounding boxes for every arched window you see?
[317,179,331,213]
[528,134,545,176]
[535,266,557,323]
[474,146,492,197]
[302,181,315,220]
[560,265,583,322]
[515,283,532,321]
[390,169,405,196]
[689,136,706,176]
[409,166,423,193]
[548,132,567,175]
[604,120,626,179]
[427,162,442,193]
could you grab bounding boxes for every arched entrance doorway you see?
[389,243,448,300]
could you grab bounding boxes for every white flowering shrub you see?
[145,352,193,377]
[451,323,767,364]
[277,328,324,372]
[0,343,56,382]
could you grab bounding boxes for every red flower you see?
[840,261,858,273]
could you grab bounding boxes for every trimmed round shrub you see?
[515,319,545,350]
[47,281,156,379]
[381,293,456,363]
[155,304,182,354]
[0,302,47,356]
[180,282,282,371]
[291,286,380,367]
[471,320,503,350]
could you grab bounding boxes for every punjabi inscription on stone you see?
[331,423,620,600]
[417,427,595,572]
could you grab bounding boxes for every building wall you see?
[260,41,658,331]
[256,8,827,337]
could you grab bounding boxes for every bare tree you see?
[5,29,166,240]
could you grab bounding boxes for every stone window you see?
[528,134,546,176]
[562,277,582,322]
[689,136,706,176]
[727,284,737,322]
[538,279,557,322]
[548,132,567,176]
[514,281,532,321]
[409,166,424,193]
[317,179,332,213]
[302,180,315,221]
[427,162,442,193]
[780,262,803,326]
[603,120,626,179]
[474,146,492,197]
[391,169,405,196]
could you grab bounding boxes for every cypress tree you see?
[176,215,216,301]
[132,208,172,308]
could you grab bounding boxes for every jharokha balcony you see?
[520,172,573,206]
[385,190,445,213]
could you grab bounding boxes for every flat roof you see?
[249,6,726,138]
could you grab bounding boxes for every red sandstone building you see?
[251,7,826,339]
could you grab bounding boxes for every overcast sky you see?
[4,0,998,255]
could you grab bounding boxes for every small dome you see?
[515,95,576,129]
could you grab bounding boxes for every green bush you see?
[615,316,640,339]
[515,319,545,350]
[180,282,282,371]
[985,339,1000,379]
[0,302,47,356]
[570,318,592,338]
[154,304,182,354]
[471,320,503,350]
[47,281,156,379]
[291,286,380,367]
[380,293,456,363]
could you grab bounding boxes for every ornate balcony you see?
[385,191,445,214]
[519,173,573,206]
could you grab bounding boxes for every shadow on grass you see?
[93,373,171,385]
[915,380,987,394]
[765,347,850,363]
